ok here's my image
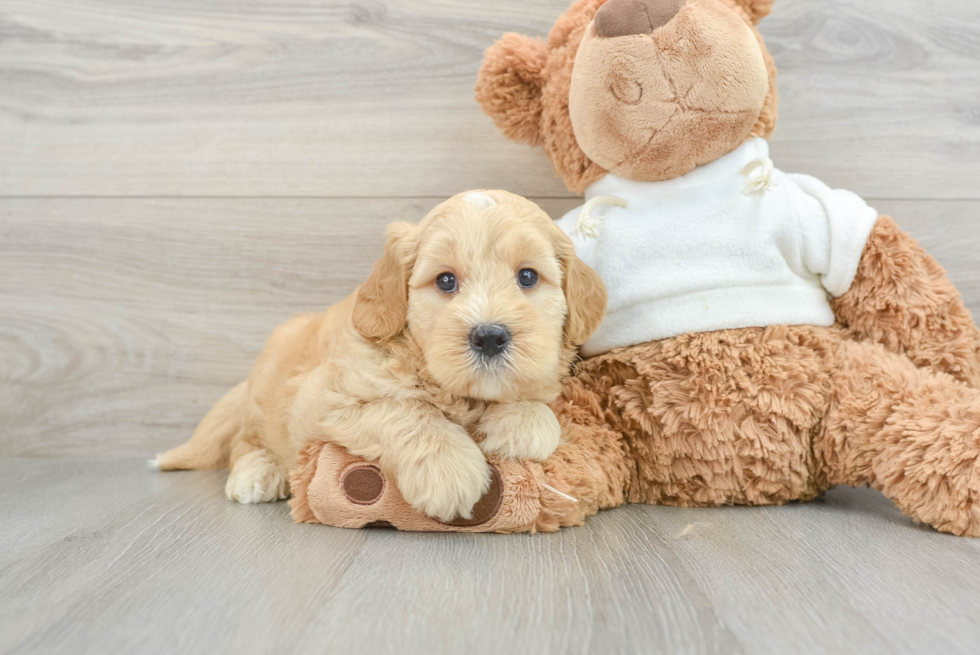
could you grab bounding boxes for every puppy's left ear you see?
[353,222,417,342]
[555,233,607,347]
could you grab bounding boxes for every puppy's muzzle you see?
[470,324,511,359]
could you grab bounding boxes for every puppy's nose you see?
[594,0,686,38]
[470,324,511,359]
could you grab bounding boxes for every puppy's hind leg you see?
[157,382,246,471]
[225,446,289,504]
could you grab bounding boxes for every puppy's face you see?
[353,191,606,403]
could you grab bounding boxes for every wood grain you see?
[0,197,578,458]
[765,0,980,199]
[2,458,980,655]
[1,0,978,199]
[1,197,978,459]
[2,1,979,652]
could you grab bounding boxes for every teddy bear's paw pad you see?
[341,464,386,505]
[437,465,503,528]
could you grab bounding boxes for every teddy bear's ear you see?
[729,0,774,24]
[476,33,549,147]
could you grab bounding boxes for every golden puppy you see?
[157,190,606,521]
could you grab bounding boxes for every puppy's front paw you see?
[225,450,289,504]
[397,435,491,522]
[478,401,561,461]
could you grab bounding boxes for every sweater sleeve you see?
[787,173,880,297]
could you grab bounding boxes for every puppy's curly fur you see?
[157,190,606,522]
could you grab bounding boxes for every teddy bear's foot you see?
[288,441,582,533]
[820,339,980,537]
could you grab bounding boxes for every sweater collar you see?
[584,138,771,206]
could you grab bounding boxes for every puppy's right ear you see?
[476,33,548,147]
[562,255,607,348]
[549,228,607,348]
[353,222,416,343]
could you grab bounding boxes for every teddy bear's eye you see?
[436,272,457,293]
[517,268,539,289]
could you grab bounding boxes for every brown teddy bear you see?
[290,0,980,536]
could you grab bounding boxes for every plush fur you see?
[832,216,980,388]
[159,191,605,523]
[476,0,778,193]
[294,0,980,537]
[569,0,771,181]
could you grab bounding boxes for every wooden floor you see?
[3,459,980,655]
[2,0,980,653]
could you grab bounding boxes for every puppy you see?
[157,190,606,521]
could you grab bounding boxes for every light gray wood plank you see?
[2,458,980,655]
[627,488,980,655]
[0,0,572,199]
[1,198,977,459]
[765,0,980,199]
[1,0,978,199]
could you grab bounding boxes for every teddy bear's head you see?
[476,0,779,194]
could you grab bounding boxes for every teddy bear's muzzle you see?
[594,0,687,37]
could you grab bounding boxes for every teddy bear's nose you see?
[594,0,687,37]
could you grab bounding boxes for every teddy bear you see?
[289,0,980,537]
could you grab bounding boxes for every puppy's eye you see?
[436,272,457,293]
[517,268,538,289]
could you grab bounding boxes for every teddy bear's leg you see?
[535,415,633,530]
[286,415,629,533]
[832,215,980,387]
[817,338,980,537]
[564,328,834,509]
[289,439,535,532]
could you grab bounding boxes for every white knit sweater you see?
[557,138,879,357]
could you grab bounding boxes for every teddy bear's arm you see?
[831,215,980,386]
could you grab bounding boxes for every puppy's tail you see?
[155,382,246,471]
